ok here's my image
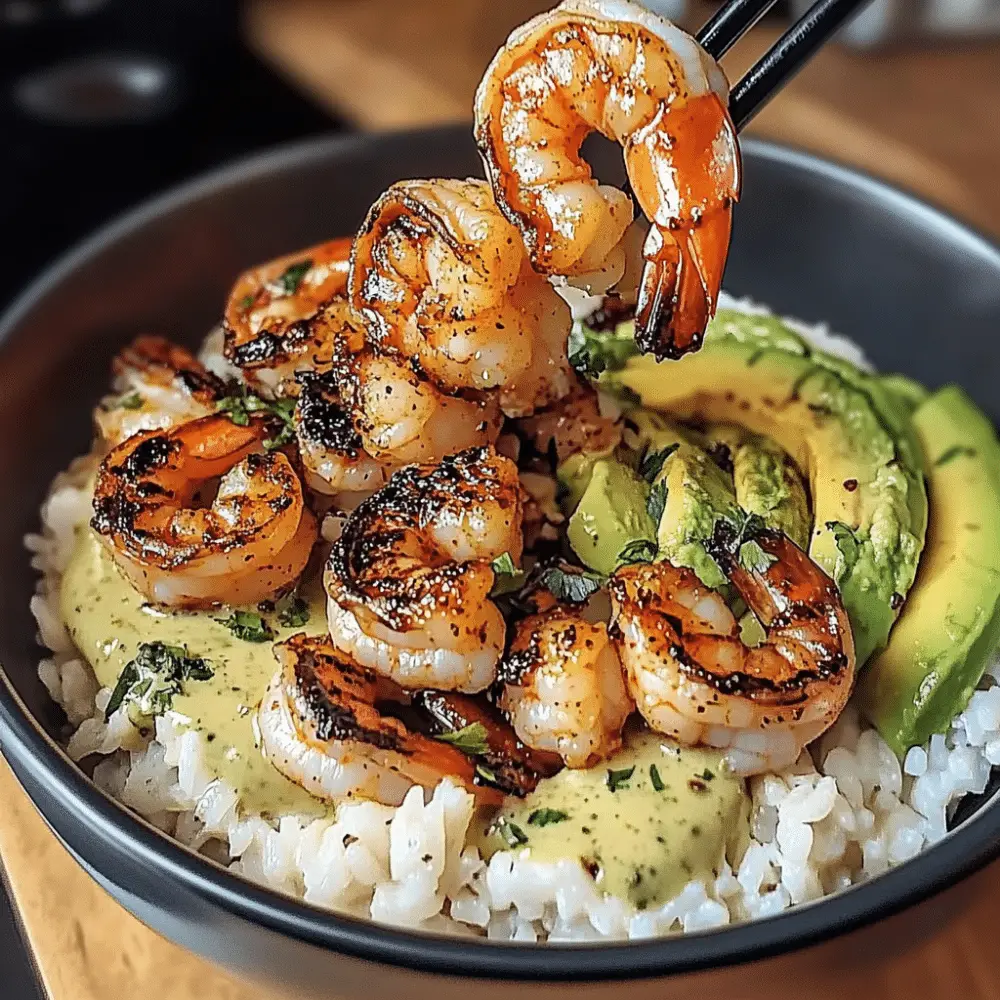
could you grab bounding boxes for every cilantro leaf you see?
[276,593,310,628]
[567,321,638,378]
[606,766,636,792]
[117,391,143,410]
[475,764,498,784]
[435,722,489,756]
[104,642,213,721]
[489,552,526,597]
[825,520,860,583]
[216,610,275,643]
[270,258,313,296]
[617,538,657,566]
[649,764,665,792]
[494,819,528,848]
[646,479,668,524]
[217,390,296,450]
[527,808,569,827]
[639,444,678,484]
[540,566,605,604]
[238,293,255,311]
[738,539,777,575]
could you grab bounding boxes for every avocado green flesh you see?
[567,458,656,576]
[607,309,928,666]
[60,527,330,818]
[860,386,1000,754]
[472,729,749,910]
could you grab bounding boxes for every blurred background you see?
[1,1,1000,997]
[1,0,1000,315]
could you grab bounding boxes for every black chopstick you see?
[724,0,874,129]
[697,0,781,59]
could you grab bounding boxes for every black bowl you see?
[2,127,1000,997]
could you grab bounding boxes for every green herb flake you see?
[700,769,715,781]
[489,552,526,597]
[607,765,636,792]
[104,642,213,721]
[646,479,668,524]
[825,520,861,582]
[117,391,144,410]
[272,258,313,296]
[276,593,310,628]
[540,566,605,604]
[238,293,255,311]
[617,538,657,566]
[475,764,498,784]
[649,764,665,792]
[639,444,678,484]
[217,390,297,450]
[435,722,489,756]
[216,610,275,643]
[738,539,777,575]
[527,808,569,827]
[495,820,529,848]
[567,321,639,378]
[934,445,977,467]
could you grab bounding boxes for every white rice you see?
[27,302,999,942]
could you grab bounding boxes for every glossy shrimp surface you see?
[350,177,574,416]
[260,634,502,806]
[474,0,740,359]
[609,527,855,775]
[91,414,317,608]
[324,446,523,693]
[95,335,227,446]
[223,237,353,393]
[499,608,633,767]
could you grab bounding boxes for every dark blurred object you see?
[790,0,1000,46]
[0,0,338,309]
[1,869,42,1000]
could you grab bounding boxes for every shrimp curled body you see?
[474,0,740,359]
[260,634,502,806]
[499,609,633,767]
[609,527,855,775]
[91,414,317,608]
[325,446,524,693]
[350,177,574,417]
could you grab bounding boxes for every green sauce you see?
[60,527,329,818]
[473,729,749,910]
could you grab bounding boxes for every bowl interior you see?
[3,126,1000,977]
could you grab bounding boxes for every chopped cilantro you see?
[117,391,144,410]
[649,764,665,792]
[700,768,715,781]
[216,610,275,643]
[271,258,313,296]
[825,520,861,583]
[216,390,296,450]
[606,766,635,792]
[495,820,528,848]
[489,552,526,596]
[104,642,213,721]
[238,293,255,311]
[639,444,678,483]
[646,479,668,523]
[617,538,657,566]
[527,808,569,827]
[540,566,605,604]
[475,764,498,784]
[435,722,489,756]
[567,321,638,378]
[738,539,777,575]
[276,593,310,628]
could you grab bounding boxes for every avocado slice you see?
[607,309,928,665]
[567,457,656,576]
[859,386,1000,755]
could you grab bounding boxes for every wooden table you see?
[3,3,1000,998]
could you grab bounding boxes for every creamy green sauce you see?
[60,527,329,818]
[474,729,749,910]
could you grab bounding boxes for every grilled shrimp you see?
[474,0,740,359]
[91,414,317,608]
[349,177,574,416]
[95,335,226,446]
[223,237,353,393]
[260,634,502,806]
[499,609,633,767]
[325,446,523,693]
[609,526,855,775]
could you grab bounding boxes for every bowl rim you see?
[3,127,1000,982]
